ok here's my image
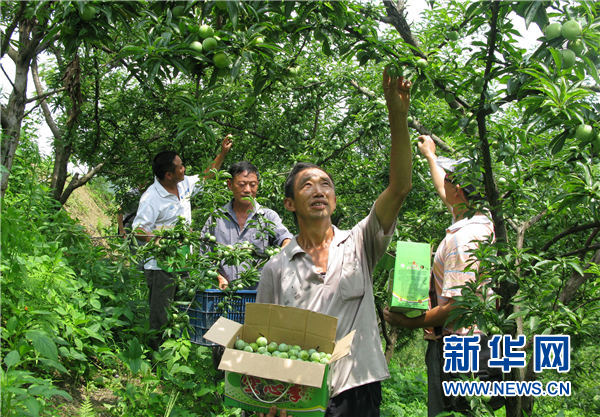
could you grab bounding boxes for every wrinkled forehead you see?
[232,171,259,182]
[295,167,333,187]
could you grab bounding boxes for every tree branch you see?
[515,209,549,250]
[59,162,105,205]
[541,222,600,252]
[31,58,61,139]
[557,244,600,259]
[0,62,15,90]
[558,249,600,305]
[1,2,26,58]
[25,86,67,104]
[381,0,426,59]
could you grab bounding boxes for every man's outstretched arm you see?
[375,68,413,233]
[203,134,233,179]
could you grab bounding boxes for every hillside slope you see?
[63,184,115,238]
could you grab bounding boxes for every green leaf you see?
[23,397,41,416]
[26,330,58,362]
[549,131,568,155]
[4,350,20,368]
[170,363,194,375]
[568,261,584,276]
[90,297,101,309]
[6,316,18,333]
[226,1,239,30]
[507,309,529,320]
[39,358,68,373]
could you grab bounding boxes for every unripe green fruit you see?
[568,39,585,56]
[278,343,289,352]
[561,20,582,42]
[560,49,576,68]
[244,345,254,352]
[310,352,321,362]
[254,36,264,45]
[256,336,268,347]
[202,37,218,51]
[575,124,594,142]
[171,5,185,18]
[213,52,230,69]
[198,24,214,39]
[544,22,562,40]
[235,339,247,350]
[416,58,428,69]
[267,342,278,353]
[81,5,97,21]
[250,342,259,352]
[447,31,459,41]
[190,41,203,53]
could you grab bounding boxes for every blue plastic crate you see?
[181,289,256,346]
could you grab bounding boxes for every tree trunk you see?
[1,18,45,197]
[51,141,73,202]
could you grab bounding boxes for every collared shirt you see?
[257,205,394,397]
[133,175,201,270]
[425,214,495,340]
[202,200,293,282]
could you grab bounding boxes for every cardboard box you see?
[203,303,354,416]
[388,241,431,317]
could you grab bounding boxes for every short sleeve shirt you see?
[426,214,494,339]
[132,175,201,270]
[201,200,293,282]
[257,205,394,397]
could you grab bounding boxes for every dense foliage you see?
[2,1,600,416]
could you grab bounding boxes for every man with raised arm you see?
[133,135,232,350]
[383,135,501,416]
[256,69,412,417]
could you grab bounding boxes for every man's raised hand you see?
[383,67,412,115]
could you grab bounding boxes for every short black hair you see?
[228,161,259,181]
[153,151,178,180]
[284,162,334,199]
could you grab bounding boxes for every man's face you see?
[228,171,259,204]
[444,173,466,206]
[166,155,185,183]
[285,167,336,220]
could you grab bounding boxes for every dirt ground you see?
[64,185,114,239]
[54,383,118,417]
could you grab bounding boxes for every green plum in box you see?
[203,303,354,417]
[388,241,431,317]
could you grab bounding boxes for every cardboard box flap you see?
[219,349,326,388]
[330,330,355,362]
[203,316,243,347]
[245,303,337,351]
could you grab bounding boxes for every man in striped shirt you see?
[383,135,497,416]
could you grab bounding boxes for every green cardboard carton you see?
[203,303,355,417]
[388,241,431,317]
